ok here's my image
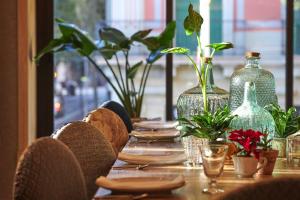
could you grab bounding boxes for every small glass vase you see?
[177,60,229,119]
[181,136,209,166]
[229,52,278,111]
[230,82,276,138]
[287,131,300,166]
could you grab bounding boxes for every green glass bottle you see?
[230,82,275,138]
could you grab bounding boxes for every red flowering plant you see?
[228,129,264,159]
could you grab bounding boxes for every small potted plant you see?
[228,129,267,178]
[265,104,300,157]
[257,131,279,175]
[177,105,237,161]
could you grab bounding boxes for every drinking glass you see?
[200,144,228,194]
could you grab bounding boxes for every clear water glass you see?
[200,144,228,194]
[181,136,209,166]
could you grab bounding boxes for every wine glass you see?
[199,144,228,194]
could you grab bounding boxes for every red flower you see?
[228,129,263,159]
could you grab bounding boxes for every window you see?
[53,0,166,129]
[173,0,286,116]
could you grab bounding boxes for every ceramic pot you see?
[258,149,279,175]
[233,156,267,178]
[272,138,286,158]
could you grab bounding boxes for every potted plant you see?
[35,19,176,118]
[228,129,267,177]
[257,131,279,175]
[265,104,300,157]
[177,105,237,160]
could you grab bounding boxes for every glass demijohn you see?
[230,82,276,138]
[177,58,229,119]
[229,52,277,111]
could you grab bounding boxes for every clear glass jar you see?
[230,82,276,138]
[177,60,229,119]
[182,136,209,166]
[229,52,278,111]
[287,131,300,166]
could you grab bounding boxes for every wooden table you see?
[96,138,300,200]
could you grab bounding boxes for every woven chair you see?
[13,137,87,200]
[101,100,133,133]
[218,177,300,200]
[84,108,129,154]
[53,121,117,199]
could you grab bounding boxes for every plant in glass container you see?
[228,129,267,178]
[264,104,300,157]
[161,3,233,114]
[257,131,278,175]
[161,3,233,165]
[35,19,176,118]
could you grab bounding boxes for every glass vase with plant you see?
[36,19,176,118]
[228,129,267,177]
[264,103,300,157]
[257,131,278,175]
[162,3,233,114]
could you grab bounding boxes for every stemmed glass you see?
[199,144,228,194]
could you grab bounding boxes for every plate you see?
[130,130,180,140]
[96,176,185,193]
[118,152,186,165]
[133,121,178,130]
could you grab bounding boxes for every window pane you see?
[173,0,286,117]
[54,0,166,129]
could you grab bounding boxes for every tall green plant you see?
[36,19,176,117]
[265,104,300,138]
[161,4,233,112]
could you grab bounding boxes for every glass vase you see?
[229,82,276,138]
[177,61,229,119]
[229,52,278,111]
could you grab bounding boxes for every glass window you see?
[53,0,166,129]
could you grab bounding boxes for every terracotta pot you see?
[258,149,279,175]
[272,138,286,158]
[233,156,267,178]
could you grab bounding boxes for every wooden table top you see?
[95,138,300,200]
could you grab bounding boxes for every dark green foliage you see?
[265,104,300,138]
[177,106,236,141]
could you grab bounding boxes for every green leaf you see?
[131,29,152,41]
[139,37,160,51]
[158,21,176,46]
[35,38,65,62]
[99,27,130,49]
[161,47,189,54]
[206,42,234,51]
[98,44,120,60]
[57,22,97,56]
[183,4,203,36]
[127,61,143,79]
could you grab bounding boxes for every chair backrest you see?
[84,108,128,154]
[218,177,300,200]
[13,137,87,200]
[101,100,133,133]
[53,121,116,199]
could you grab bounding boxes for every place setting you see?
[130,120,180,141]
